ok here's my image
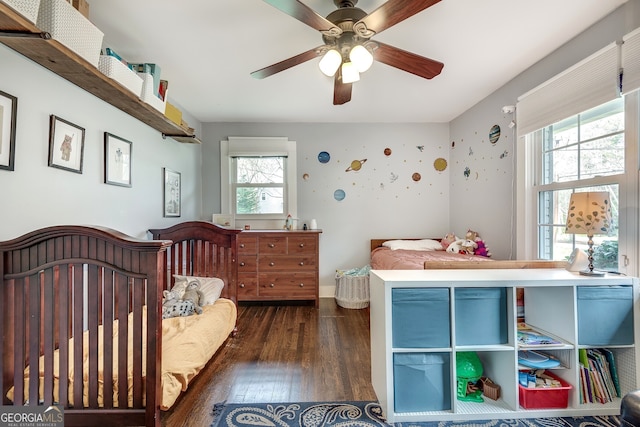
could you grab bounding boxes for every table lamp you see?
[565,191,611,276]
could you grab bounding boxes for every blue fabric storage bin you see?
[392,288,450,348]
[577,286,634,346]
[394,352,451,412]
[455,287,508,345]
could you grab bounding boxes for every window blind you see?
[622,27,640,95]
[516,42,619,135]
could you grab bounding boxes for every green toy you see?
[456,351,484,402]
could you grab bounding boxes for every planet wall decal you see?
[434,158,447,172]
[334,189,346,201]
[489,125,501,144]
[384,148,392,156]
[412,173,421,182]
[318,151,330,163]
[345,158,367,172]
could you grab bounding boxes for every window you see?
[516,30,640,275]
[535,98,624,268]
[221,137,297,221]
[233,156,286,215]
[519,92,638,275]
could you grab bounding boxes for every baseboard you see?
[319,285,336,299]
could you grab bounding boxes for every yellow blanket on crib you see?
[7,298,236,411]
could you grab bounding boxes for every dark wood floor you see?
[162,298,377,427]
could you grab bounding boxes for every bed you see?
[0,221,240,427]
[370,238,492,269]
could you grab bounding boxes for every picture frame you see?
[104,132,132,187]
[0,89,17,171]
[48,115,85,174]
[163,168,181,217]
[213,214,235,227]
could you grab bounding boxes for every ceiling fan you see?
[251,0,444,105]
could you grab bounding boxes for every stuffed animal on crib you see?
[181,281,205,314]
[162,289,196,319]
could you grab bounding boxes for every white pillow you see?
[172,275,225,306]
[382,239,443,251]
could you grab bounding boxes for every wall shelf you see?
[0,3,201,144]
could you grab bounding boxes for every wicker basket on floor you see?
[335,273,370,309]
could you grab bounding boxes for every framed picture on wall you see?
[48,115,85,174]
[0,89,17,171]
[104,132,132,187]
[163,168,181,217]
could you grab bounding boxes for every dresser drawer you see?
[288,236,317,254]
[258,255,316,270]
[238,235,258,254]
[258,273,317,297]
[237,274,258,298]
[238,255,257,272]
[258,236,287,253]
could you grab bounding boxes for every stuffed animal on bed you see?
[441,233,459,251]
[162,289,196,319]
[181,281,205,314]
[465,229,492,257]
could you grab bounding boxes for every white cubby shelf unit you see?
[369,268,639,423]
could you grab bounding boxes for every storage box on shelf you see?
[98,55,143,97]
[518,371,572,409]
[1,0,39,24]
[139,72,166,113]
[369,268,640,423]
[37,0,103,67]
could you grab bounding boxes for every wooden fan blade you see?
[374,41,444,80]
[356,0,441,36]
[333,69,352,105]
[263,0,342,35]
[251,47,323,79]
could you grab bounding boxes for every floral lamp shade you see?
[565,191,611,236]
[565,191,611,276]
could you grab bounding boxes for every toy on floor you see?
[456,351,484,402]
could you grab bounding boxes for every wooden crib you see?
[0,221,240,427]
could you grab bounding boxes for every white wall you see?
[0,43,203,240]
[201,122,450,291]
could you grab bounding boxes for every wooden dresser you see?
[237,230,322,307]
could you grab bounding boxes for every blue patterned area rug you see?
[210,401,620,427]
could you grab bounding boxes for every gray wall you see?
[0,43,203,240]
[448,0,640,259]
[202,123,451,292]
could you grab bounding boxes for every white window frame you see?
[517,91,639,276]
[220,137,297,221]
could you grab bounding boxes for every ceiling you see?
[88,0,627,124]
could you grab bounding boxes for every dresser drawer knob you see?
[269,262,275,266]
[240,262,245,267]
[299,243,304,248]
[268,243,275,248]
[240,243,245,248]
[299,283,304,287]
[299,261,304,266]
[270,283,275,288]
[239,283,245,288]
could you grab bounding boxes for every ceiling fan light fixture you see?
[349,44,373,73]
[341,61,360,83]
[319,49,342,77]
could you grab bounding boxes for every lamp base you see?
[579,269,605,277]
